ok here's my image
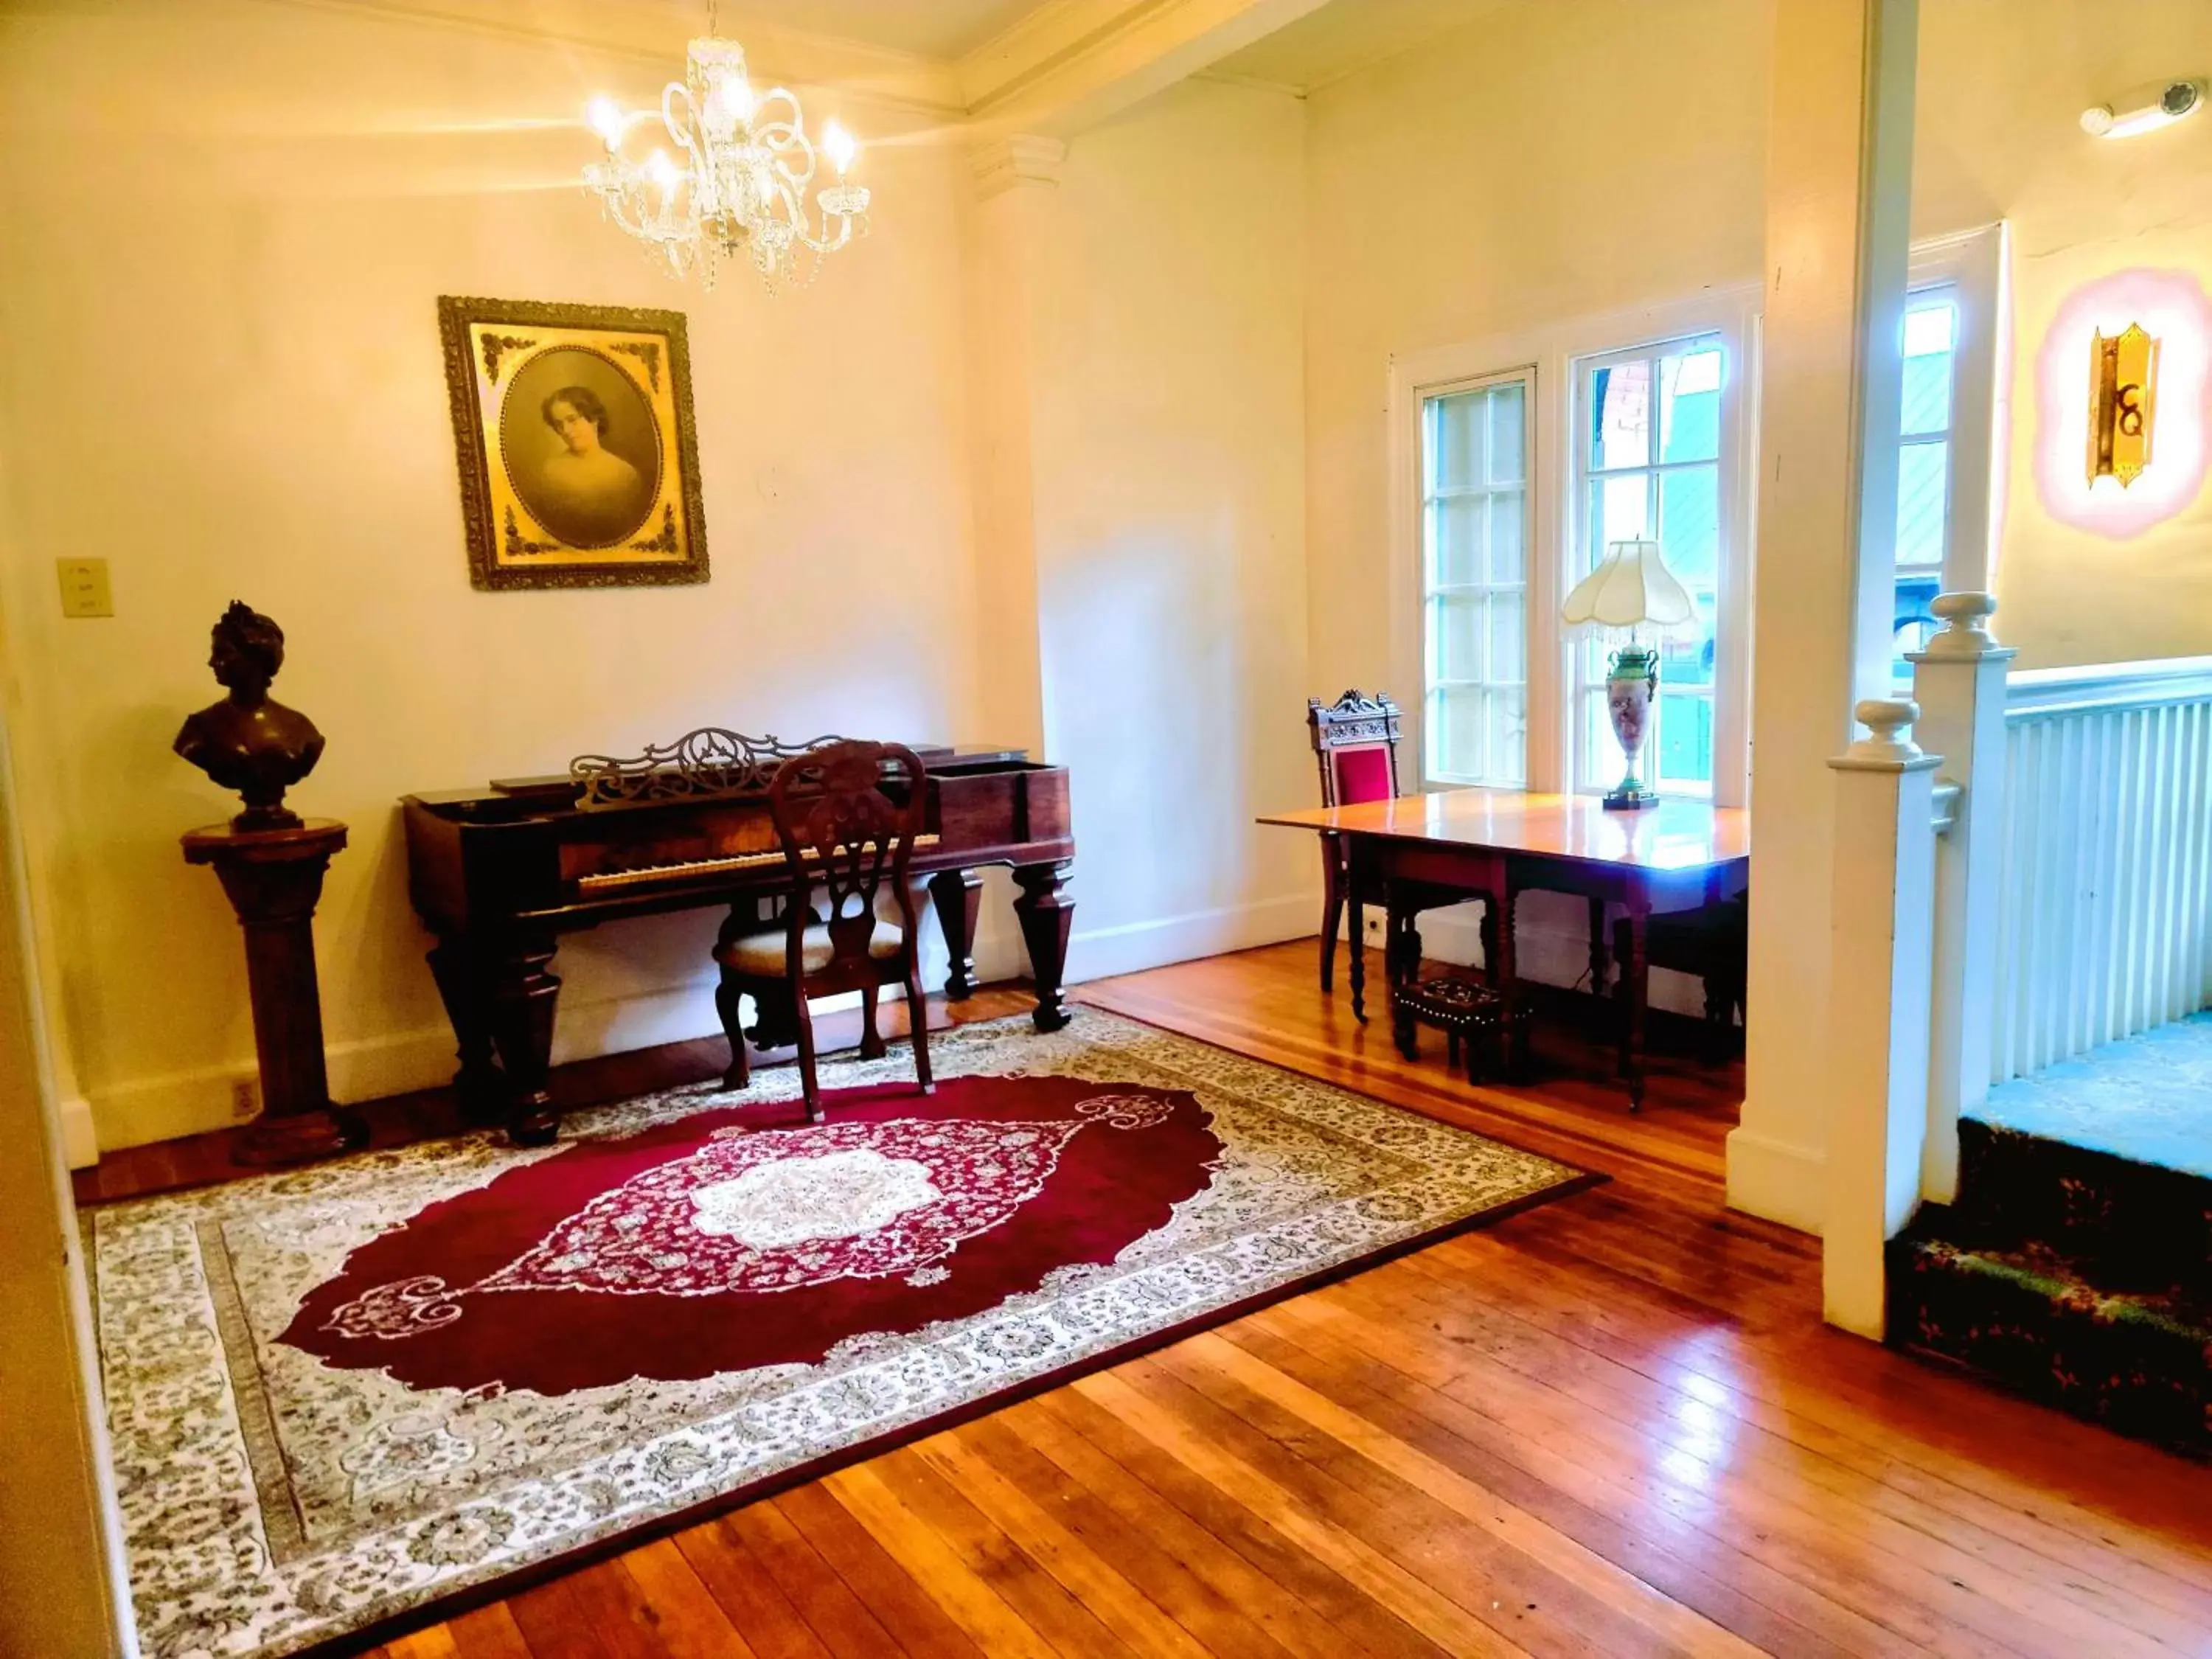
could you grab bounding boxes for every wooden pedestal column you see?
[182,818,365,1165]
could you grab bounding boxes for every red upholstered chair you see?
[1307,691,1474,1001]
[712,741,933,1122]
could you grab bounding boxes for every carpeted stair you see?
[1887,1114,2211,1458]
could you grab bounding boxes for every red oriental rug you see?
[90,1009,1593,1659]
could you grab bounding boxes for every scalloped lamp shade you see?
[1561,539,1695,632]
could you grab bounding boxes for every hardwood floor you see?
[87,941,2212,1658]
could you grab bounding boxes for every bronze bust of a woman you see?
[174,601,325,831]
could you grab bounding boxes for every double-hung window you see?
[1419,373,1531,787]
[1893,289,1960,666]
[1570,335,1727,797]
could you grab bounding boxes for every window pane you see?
[1431,391,1485,490]
[1431,497,1483,587]
[1432,594,1482,681]
[1589,361,1651,471]
[1656,692,1714,787]
[1487,383,1526,484]
[1489,689,1527,787]
[1896,439,1950,571]
[1659,344,1722,464]
[1488,488,1526,583]
[1431,687,1485,779]
[1659,592,1718,689]
[1902,299,1955,437]
[1590,473,1651,551]
[1488,591,1525,685]
[1657,465,1719,585]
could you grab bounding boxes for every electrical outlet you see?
[231,1077,260,1121]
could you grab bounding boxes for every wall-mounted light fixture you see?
[2081,78,2204,139]
[2087,324,2159,486]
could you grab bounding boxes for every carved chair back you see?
[1308,690,1405,809]
[768,740,928,989]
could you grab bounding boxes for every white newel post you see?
[1908,593,2013,1203]
[1823,698,1941,1338]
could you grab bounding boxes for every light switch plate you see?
[56,558,114,618]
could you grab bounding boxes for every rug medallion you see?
[91,1009,1590,1658]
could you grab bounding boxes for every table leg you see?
[1586,896,1610,1037]
[1347,881,1366,1023]
[1619,901,1649,1111]
[1495,880,1525,1074]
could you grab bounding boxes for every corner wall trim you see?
[58,1096,97,1171]
[1725,1124,1823,1236]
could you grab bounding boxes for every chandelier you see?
[582,21,869,291]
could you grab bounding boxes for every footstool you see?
[1390,972,1531,1084]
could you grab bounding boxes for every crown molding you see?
[262,0,969,119]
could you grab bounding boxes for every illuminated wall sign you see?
[2087,324,2158,486]
[2036,268,2210,538]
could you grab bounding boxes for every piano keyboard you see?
[577,834,941,895]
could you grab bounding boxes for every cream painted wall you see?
[1915,0,2212,669]
[0,0,982,1147]
[1033,80,1316,974]
[1304,0,2212,704]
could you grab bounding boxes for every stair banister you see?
[1823,697,1944,1337]
[1908,591,2014,1204]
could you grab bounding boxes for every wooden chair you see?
[1308,690,1481,996]
[712,740,934,1122]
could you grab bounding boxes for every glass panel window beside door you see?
[1421,375,1530,787]
[1893,290,1958,672]
[1571,336,1723,796]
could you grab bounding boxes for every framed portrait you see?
[437,295,709,590]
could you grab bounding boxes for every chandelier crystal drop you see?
[582,29,869,292]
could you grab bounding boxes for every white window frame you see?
[1567,332,1734,800]
[1907,223,2006,597]
[1388,286,1761,807]
[1416,369,1534,787]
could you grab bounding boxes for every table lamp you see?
[1562,538,1694,810]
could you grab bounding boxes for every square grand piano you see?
[403,729,1075,1143]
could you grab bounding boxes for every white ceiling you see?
[718,0,1051,60]
[1211,0,1505,93]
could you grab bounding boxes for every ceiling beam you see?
[958,0,1329,135]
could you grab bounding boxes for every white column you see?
[1910,592,2014,1203]
[962,136,1068,759]
[1731,0,1919,1233]
[1823,698,1941,1338]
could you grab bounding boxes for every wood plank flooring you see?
[85,941,2212,1658]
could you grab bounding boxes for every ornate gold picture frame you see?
[437,295,709,590]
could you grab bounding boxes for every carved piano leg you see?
[486,933,561,1146]
[928,869,984,1001]
[1012,860,1074,1032]
[426,934,503,1126]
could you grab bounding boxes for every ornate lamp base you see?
[1602,644,1662,813]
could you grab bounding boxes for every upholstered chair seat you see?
[718,915,905,976]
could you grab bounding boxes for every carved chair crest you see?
[768,740,927,975]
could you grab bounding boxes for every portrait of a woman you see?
[532,384,650,546]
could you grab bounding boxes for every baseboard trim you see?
[58,1094,97,1170]
[1411,897,1714,1018]
[1725,1124,1823,1235]
[1066,892,1318,984]
[86,894,1315,1150]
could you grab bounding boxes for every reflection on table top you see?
[1257,788,1751,873]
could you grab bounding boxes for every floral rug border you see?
[93,1008,1595,1659]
